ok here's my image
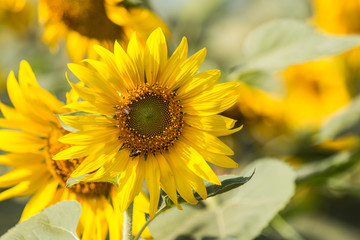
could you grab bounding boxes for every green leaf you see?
[65,174,89,187]
[204,174,255,198]
[0,201,81,240]
[236,70,283,93]
[149,159,295,240]
[134,174,254,240]
[56,115,79,133]
[66,174,119,188]
[56,111,95,132]
[174,174,254,205]
[241,19,360,72]
[317,95,360,142]
[296,151,360,185]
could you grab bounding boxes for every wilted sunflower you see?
[53,28,242,218]
[0,61,151,239]
[39,0,169,62]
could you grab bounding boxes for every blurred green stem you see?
[296,150,360,184]
[271,215,305,240]
[123,202,134,240]
[133,205,169,240]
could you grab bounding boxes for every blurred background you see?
[1,0,360,239]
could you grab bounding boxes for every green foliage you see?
[65,174,89,187]
[296,151,360,185]
[234,19,360,92]
[242,19,360,72]
[148,159,295,240]
[176,173,254,205]
[0,201,81,240]
[317,95,360,141]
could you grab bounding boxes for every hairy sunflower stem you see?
[123,202,134,240]
[134,205,169,240]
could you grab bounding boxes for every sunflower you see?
[282,58,351,129]
[0,0,33,30]
[39,0,169,62]
[312,0,360,34]
[53,28,241,218]
[311,0,360,84]
[0,61,151,239]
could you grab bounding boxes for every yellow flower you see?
[53,28,241,218]
[0,0,33,30]
[39,0,170,62]
[312,0,360,34]
[0,61,151,239]
[312,0,360,76]
[228,82,286,140]
[282,58,351,129]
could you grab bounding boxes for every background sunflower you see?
[1,0,360,239]
[0,61,151,239]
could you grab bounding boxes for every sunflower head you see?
[313,0,360,34]
[55,28,241,218]
[115,83,184,156]
[0,0,33,30]
[46,127,113,196]
[39,0,169,61]
[0,60,152,239]
[282,58,351,129]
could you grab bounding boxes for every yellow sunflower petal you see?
[66,31,88,62]
[164,152,199,204]
[182,126,234,155]
[80,200,97,240]
[63,101,114,115]
[0,175,49,201]
[0,153,44,167]
[20,179,59,221]
[159,37,188,86]
[18,61,64,112]
[156,154,180,209]
[183,94,239,116]
[194,147,239,168]
[127,32,144,85]
[144,28,167,85]
[184,115,236,132]
[59,128,119,145]
[184,115,242,137]
[70,143,119,178]
[93,45,129,93]
[176,70,221,99]
[144,154,161,219]
[114,41,139,88]
[117,158,145,212]
[52,144,95,160]
[174,140,221,185]
[133,192,152,238]
[0,130,46,153]
[59,114,114,131]
[104,198,122,240]
[82,149,130,181]
[169,48,207,91]
[7,71,27,112]
[18,60,38,88]
[68,63,115,99]
[0,164,46,188]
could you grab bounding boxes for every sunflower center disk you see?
[46,128,112,196]
[116,84,184,156]
[43,0,124,39]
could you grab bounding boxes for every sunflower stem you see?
[134,205,170,240]
[123,202,134,240]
